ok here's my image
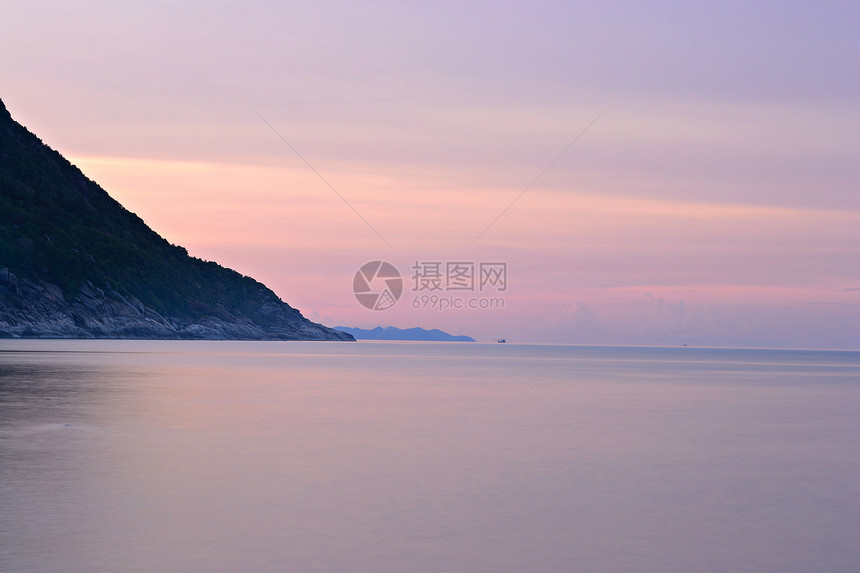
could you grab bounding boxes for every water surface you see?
[2,340,858,572]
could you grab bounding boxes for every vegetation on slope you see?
[0,99,305,329]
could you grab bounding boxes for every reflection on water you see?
[1,340,858,573]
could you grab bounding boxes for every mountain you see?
[0,99,352,340]
[334,326,475,342]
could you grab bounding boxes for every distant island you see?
[335,326,475,342]
[0,99,352,341]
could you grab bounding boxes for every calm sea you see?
[1,340,858,572]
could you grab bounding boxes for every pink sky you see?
[3,1,858,348]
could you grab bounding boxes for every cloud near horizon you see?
[64,153,859,348]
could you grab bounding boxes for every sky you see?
[2,0,858,348]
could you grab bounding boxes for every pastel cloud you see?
[69,153,859,348]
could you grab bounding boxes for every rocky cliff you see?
[0,99,352,341]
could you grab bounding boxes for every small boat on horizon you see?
[497,338,506,343]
